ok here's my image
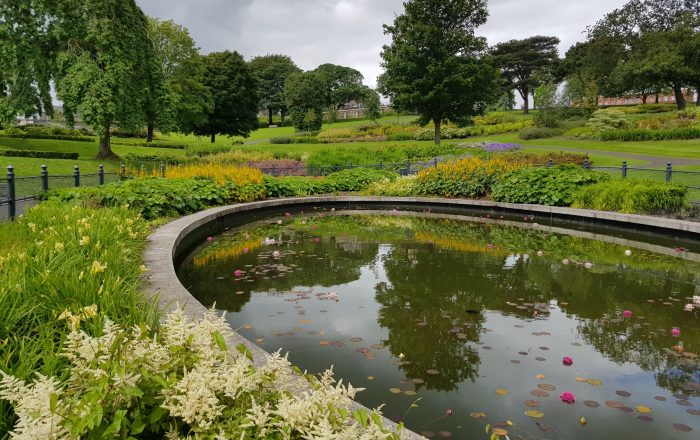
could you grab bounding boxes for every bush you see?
[141,142,188,149]
[600,127,700,141]
[263,175,334,197]
[386,132,415,141]
[0,127,94,142]
[159,164,264,186]
[498,151,589,166]
[414,157,526,198]
[293,136,320,144]
[363,175,418,196]
[0,150,79,160]
[585,109,629,136]
[518,126,564,140]
[473,111,516,126]
[270,136,294,144]
[415,121,534,140]
[184,144,231,158]
[325,168,398,191]
[124,152,184,165]
[491,165,610,206]
[573,179,689,214]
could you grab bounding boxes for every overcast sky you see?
[138,0,628,88]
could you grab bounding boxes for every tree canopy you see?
[249,54,301,125]
[284,71,326,132]
[313,64,368,110]
[378,0,499,144]
[192,51,259,143]
[490,36,561,114]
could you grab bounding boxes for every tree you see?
[248,54,301,125]
[145,18,212,142]
[313,64,367,110]
[54,0,153,158]
[378,0,499,145]
[284,71,325,132]
[490,36,561,114]
[363,89,382,124]
[192,51,259,143]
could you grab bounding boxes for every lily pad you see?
[538,384,556,391]
[496,388,510,395]
[525,410,545,418]
[510,360,521,364]
[676,400,692,406]
[535,422,554,432]
[653,396,667,401]
[350,337,363,343]
[535,374,546,379]
[586,379,604,386]
[535,357,547,361]
[687,409,700,416]
[469,412,487,419]
[411,378,425,384]
[615,390,631,397]
[531,389,549,398]
[426,369,440,375]
[635,405,652,413]
[388,387,402,394]
[524,400,541,407]
[620,407,634,413]
[491,428,508,436]
[367,376,375,381]
[404,390,417,396]
[437,431,452,438]
[673,423,692,432]
[606,400,624,409]
[319,340,330,346]
[420,432,435,438]
[583,400,600,408]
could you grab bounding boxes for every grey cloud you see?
[138,0,629,88]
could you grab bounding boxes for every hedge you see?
[600,127,700,141]
[0,150,80,160]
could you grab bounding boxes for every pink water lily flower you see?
[685,304,695,312]
[672,327,681,337]
[563,356,573,366]
[693,296,700,305]
[623,310,632,318]
[234,269,244,277]
[560,391,575,404]
[243,247,249,254]
[206,237,214,242]
[315,237,321,243]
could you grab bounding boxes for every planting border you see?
[144,196,700,439]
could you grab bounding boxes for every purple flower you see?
[484,142,522,153]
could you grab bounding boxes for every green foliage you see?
[573,179,689,214]
[498,151,589,166]
[518,126,564,140]
[123,152,184,165]
[364,89,382,123]
[600,127,700,141]
[586,109,630,135]
[263,176,334,197]
[325,168,398,191]
[415,120,533,140]
[285,71,326,132]
[249,54,302,124]
[492,165,611,206]
[314,63,368,110]
[378,0,500,144]
[192,51,260,142]
[0,150,79,160]
[473,112,516,125]
[184,144,231,158]
[363,175,418,196]
[269,136,294,144]
[0,201,158,433]
[306,144,462,169]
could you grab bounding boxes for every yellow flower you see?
[81,305,98,319]
[55,242,65,252]
[79,236,90,246]
[78,271,84,281]
[27,223,37,232]
[139,265,147,273]
[90,261,107,274]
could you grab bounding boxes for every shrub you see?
[201,150,276,165]
[491,165,610,206]
[573,179,689,214]
[415,121,533,140]
[293,136,320,144]
[0,150,79,160]
[270,136,294,144]
[585,109,629,135]
[386,132,415,141]
[498,151,589,166]
[184,144,231,158]
[600,127,700,141]
[363,175,418,196]
[141,142,188,149]
[473,111,516,126]
[414,157,526,198]
[124,152,184,165]
[518,126,564,140]
[263,175,334,197]
[325,168,398,191]
[160,164,264,185]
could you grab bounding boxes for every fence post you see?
[120,163,126,177]
[547,159,554,167]
[433,157,438,168]
[666,163,672,182]
[98,164,105,185]
[622,161,627,178]
[583,159,590,169]
[405,160,411,175]
[348,162,353,169]
[307,163,313,176]
[379,161,383,170]
[7,165,16,221]
[73,165,80,187]
[160,162,165,178]
[271,164,276,177]
[41,164,49,192]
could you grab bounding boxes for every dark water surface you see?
[178,211,700,439]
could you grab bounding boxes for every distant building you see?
[598,89,695,107]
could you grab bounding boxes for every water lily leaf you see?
[524,400,541,407]
[350,337,363,343]
[635,405,652,413]
[637,415,653,422]
[606,400,624,408]
[575,377,587,382]
[620,406,634,413]
[404,390,417,396]
[531,389,549,397]
[525,410,545,418]
[653,396,667,401]
[412,378,425,384]
[535,374,546,379]
[615,390,631,397]
[538,384,556,391]
[586,379,603,386]
[496,388,510,395]
[687,409,700,416]
[491,428,508,436]
[535,357,547,361]
[676,400,692,406]
[510,360,521,364]
[470,412,487,419]
[299,319,312,324]
[583,400,600,408]
[319,340,330,346]
[673,423,692,432]
[420,431,435,439]
[388,387,401,394]
[535,422,554,432]
[426,369,440,375]
[437,431,452,438]
[367,376,375,381]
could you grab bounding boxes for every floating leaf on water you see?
[426,369,440,375]
[331,341,345,348]
[538,384,556,391]
[676,400,692,407]
[637,415,653,422]
[531,389,549,397]
[437,431,452,438]
[615,390,631,397]
[483,346,492,350]
[673,393,689,400]
[539,347,550,350]
[673,423,692,432]
[456,333,468,339]
[586,379,604,386]
[525,410,545,418]
[571,342,582,347]
[510,360,521,364]
[491,428,508,436]
[319,340,330,346]
[536,374,546,379]
[575,377,587,382]
[256,338,264,343]
[620,407,634,413]
[496,388,510,395]
[388,387,402,394]
[606,401,624,409]
[420,431,435,438]
[412,378,425,384]
[299,319,312,324]
[404,390,417,396]
[579,417,587,426]
[687,409,700,416]
[371,344,385,350]
[524,400,541,407]
[518,351,529,355]
[350,337,363,343]
[535,357,546,361]
[635,405,652,414]
[583,400,600,408]
[536,422,554,432]
[243,324,253,330]
[469,412,487,419]
[367,376,375,381]
[654,396,667,401]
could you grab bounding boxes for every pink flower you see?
[672,327,681,337]
[311,225,317,230]
[563,356,573,366]
[562,259,570,265]
[487,243,494,249]
[272,251,281,258]
[243,248,249,253]
[314,237,321,243]
[285,212,291,217]
[234,269,244,277]
[537,251,544,257]
[560,391,575,404]
[623,310,632,318]
[685,304,694,312]
[206,237,214,242]
[446,409,453,416]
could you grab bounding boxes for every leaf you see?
[586,379,603,386]
[211,331,227,352]
[492,428,508,436]
[123,387,143,397]
[389,387,402,394]
[636,405,652,413]
[525,410,545,418]
[485,424,490,434]
[236,343,254,362]
[496,388,510,395]
[579,417,587,425]
[353,409,369,428]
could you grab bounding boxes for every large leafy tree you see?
[146,18,212,141]
[313,64,367,110]
[248,54,301,125]
[193,51,259,143]
[0,0,56,127]
[378,0,499,145]
[490,36,561,114]
[54,0,153,158]
[284,71,326,132]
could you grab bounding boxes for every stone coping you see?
[143,196,699,439]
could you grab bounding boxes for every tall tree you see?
[193,51,259,143]
[313,64,367,110]
[284,71,326,132]
[490,36,561,114]
[54,0,153,158]
[145,18,212,142]
[363,89,382,124]
[378,0,499,145]
[248,54,301,125]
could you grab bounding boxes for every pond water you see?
[177,209,700,439]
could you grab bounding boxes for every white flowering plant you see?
[0,307,407,439]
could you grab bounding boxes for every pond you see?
[177,209,700,439]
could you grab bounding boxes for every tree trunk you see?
[210,133,216,144]
[655,94,660,104]
[673,83,686,110]
[97,125,116,159]
[268,108,273,126]
[146,123,154,143]
[521,87,529,114]
[434,118,442,146]
[696,86,700,106]
[642,93,649,104]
